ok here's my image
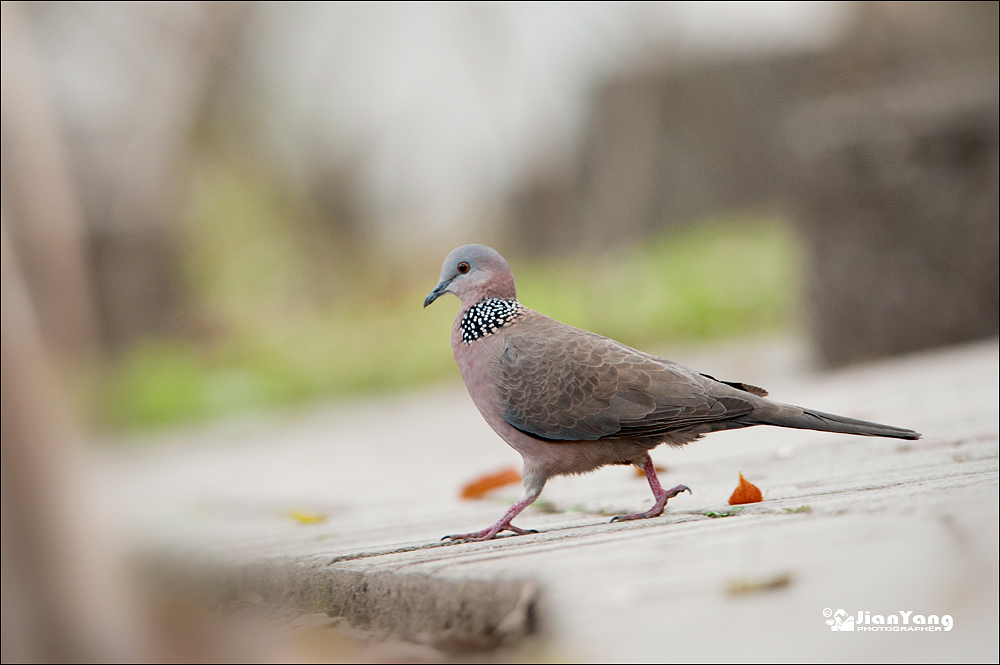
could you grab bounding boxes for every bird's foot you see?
[610,484,691,523]
[442,523,538,542]
[444,495,541,541]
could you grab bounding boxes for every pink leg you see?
[611,455,690,522]
[444,492,540,542]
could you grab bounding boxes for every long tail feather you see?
[753,405,921,440]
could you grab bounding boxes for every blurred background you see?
[2,1,997,661]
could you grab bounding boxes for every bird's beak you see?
[423,278,453,307]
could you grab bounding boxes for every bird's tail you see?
[750,404,921,440]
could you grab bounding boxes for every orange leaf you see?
[633,463,669,478]
[460,467,521,500]
[728,473,763,505]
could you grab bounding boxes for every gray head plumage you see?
[423,244,517,308]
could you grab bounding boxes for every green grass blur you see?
[99,164,802,430]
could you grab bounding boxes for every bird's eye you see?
[457,262,470,274]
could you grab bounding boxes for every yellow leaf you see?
[289,510,328,524]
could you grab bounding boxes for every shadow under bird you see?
[424,244,920,541]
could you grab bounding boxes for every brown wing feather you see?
[498,314,757,442]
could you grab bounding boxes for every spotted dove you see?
[424,244,920,541]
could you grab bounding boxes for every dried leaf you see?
[289,510,328,524]
[728,573,792,595]
[728,473,763,505]
[633,463,668,478]
[460,467,521,500]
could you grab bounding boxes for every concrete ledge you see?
[102,338,999,662]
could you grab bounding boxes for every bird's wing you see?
[498,315,759,442]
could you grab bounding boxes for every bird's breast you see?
[452,318,516,434]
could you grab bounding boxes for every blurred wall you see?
[511,1,999,364]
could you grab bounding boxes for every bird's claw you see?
[506,525,538,535]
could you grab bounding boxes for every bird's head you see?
[424,244,517,308]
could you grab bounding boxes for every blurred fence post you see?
[1,217,140,661]
[0,0,100,366]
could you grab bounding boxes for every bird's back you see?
[497,309,763,444]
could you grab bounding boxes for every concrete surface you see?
[98,337,999,662]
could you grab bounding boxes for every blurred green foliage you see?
[516,216,801,345]
[100,164,801,430]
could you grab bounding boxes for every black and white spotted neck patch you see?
[460,298,523,343]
